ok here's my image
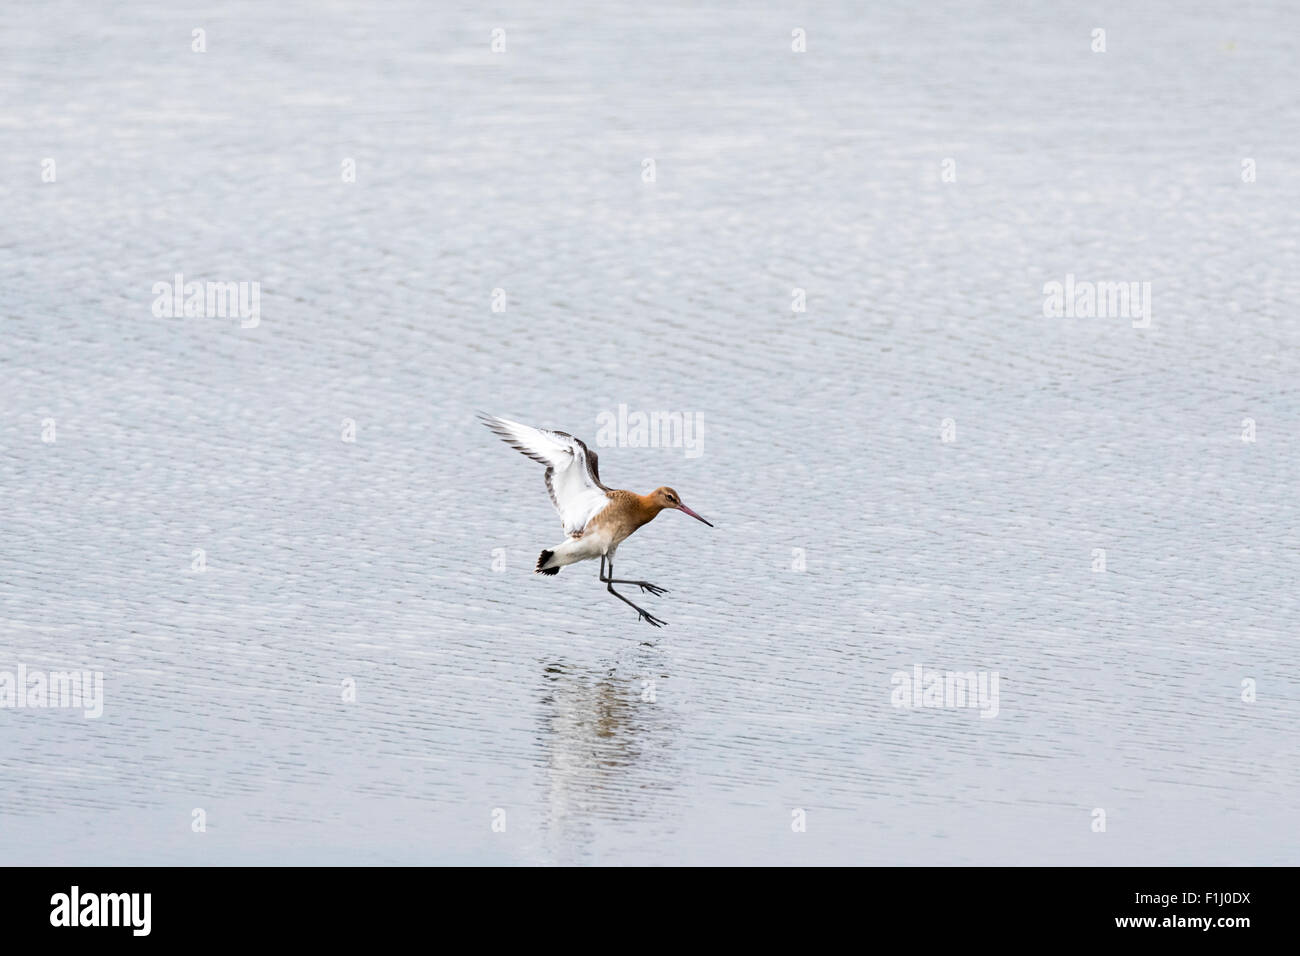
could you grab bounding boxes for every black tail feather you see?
[536,550,559,575]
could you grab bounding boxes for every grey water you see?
[1,0,1297,865]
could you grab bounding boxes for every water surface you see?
[1,0,1297,864]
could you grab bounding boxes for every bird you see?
[480,413,712,627]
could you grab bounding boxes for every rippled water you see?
[2,1,1298,864]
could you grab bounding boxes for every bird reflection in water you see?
[536,658,678,862]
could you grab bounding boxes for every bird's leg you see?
[600,556,668,597]
[609,577,668,596]
[598,554,668,596]
[600,556,667,627]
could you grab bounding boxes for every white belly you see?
[549,529,616,567]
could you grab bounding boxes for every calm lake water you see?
[1,0,1297,865]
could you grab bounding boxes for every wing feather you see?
[480,414,611,536]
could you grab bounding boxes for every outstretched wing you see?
[479,414,612,536]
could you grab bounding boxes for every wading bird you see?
[480,414,712,627]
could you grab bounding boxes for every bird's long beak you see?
[677,503,713,527]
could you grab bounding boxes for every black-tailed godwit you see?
[480,414,712,627]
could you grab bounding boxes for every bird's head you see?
[650,487,713,526]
